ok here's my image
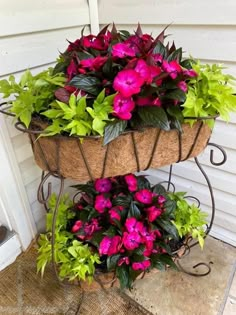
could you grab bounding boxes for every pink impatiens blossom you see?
[109,209,121,222]
[132,260,151,271]
[123,231,141,250]
[183,69,198,77]
[84,218,101,237]
[67,60,78,80]
[143,240,154,257]
[152,97,161,107]
[80,56,108,71]
[113,69,144,97]
[134,189,153,204]
[71,220,83,233]
[162,60,182,79]
[124,174,138,192]
[94,194,112,213]
[112,43,136,58]
[149,65,162,84]
[135,96,154,107]
[118,256,130,266]
[145,206,162,222]
[158,195,166,204]
[177,81,188,93]
[152,53,163,63]
[113,94,135,120]
[95,178,112,193]
[99,236,122,256]
[135,60,151,84]
[125,217,144,234]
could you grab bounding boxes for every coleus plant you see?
[37,174,208,289]
[1,24,236,144]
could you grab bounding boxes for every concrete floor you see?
[0,236,235,315]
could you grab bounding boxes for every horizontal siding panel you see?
[210,121,236,150]
[0,26,89,76]
[19,157,41,186]
[210,226,236,247]
[0,0,89,37]
[99,0,236,25]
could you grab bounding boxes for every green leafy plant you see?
[0,69,65,127]
[169,191,208,249]
[183,62,236,127]
[37,193,100,282]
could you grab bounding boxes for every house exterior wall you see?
[0,0,92,232]
[0,0,236,245]
[98,0,236,246]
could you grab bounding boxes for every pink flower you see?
[81,34,110,50]
[112,43,136,58]
[152,97,161,106]
[135,96,153,107]
[118,256,130,266]
[80,56,107,71]
[71,220,83,233]
[84,218,101,237]
[109,209,121,222]
[158,195,166,204]
[99,236,122,256]
[134,189,153,204]
[123,231,141,250]
[94,194,112,213]
[67,60,78,80]
[162,60,182,79]
[132,260,151,271]
[153,229,162,238]
[152,54,163,63]
[124,174,138,191]
[94,178,112,193]
[125,217,144,233]
[135,60,151,84]
[143,241,154,257]
[140,227,156,242]
[149,65,162,84]
[113,94,135,120]
[145,206,162,222]
[183,69,198,77]
[177,81,188,93]
[113,69,144,97]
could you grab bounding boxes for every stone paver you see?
[127,237,236,315]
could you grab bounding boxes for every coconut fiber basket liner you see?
[26,118,212,182]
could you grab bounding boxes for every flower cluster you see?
[69,174,180,288]
[57,24,197,124]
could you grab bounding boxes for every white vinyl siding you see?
[0,0,91,232]
[98,0,236,246]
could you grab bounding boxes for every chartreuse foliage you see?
[169,191,208,249]
[183,62,236,128]
[37,193,100,282]
[41,89,114,137]
[0,69,65,128]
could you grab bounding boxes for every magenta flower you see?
[135,60,151,84]
[153,229,162,238]
[143,241,154,257]
[84,218,101,237]
[125,217,144,234]
[183,69,198,77]
[134,189,153,204]
[71,220,83,233]
[124,174,138,191]
[94,194,112,213]
[81,34,110,50]
[145,206,162,222]
[152,53,163,63]
[80,56,107,71]
[177,81,188,93]
[135,96,154,107]
[132,260,151,271]
[113,69,144,97]
[99,236,122,256]
[94,178,112,193]
[112,43,136,58]
[113,94,135,120]
[67,59,78,80]
[162,60,182,79]
[140,227,156,242]
[123,231,141,250]
[118,256,130,266]
[109,209,121,222]
[152,97,161,106]
[158,195,166,204]
[149,65,162,84]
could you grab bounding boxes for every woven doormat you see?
[0,246,150,315]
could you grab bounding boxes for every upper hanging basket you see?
[25,118,212,182]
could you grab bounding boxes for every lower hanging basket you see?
[28,118,212,181]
